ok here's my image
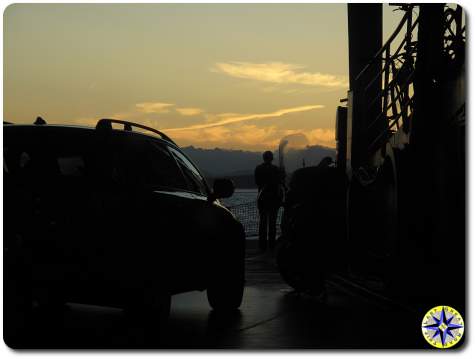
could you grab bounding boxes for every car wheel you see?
[276,238,307,292]
[207,254,244,311]
[276,238,325,294]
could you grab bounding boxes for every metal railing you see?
[354,4,465,156]
[443,5,465,61]
[355,5,418,154]
[227,201,283,238]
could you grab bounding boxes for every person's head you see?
[262,151,274,164]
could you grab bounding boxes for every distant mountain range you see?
[182,145,336,188]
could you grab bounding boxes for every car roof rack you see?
[96,118,177,145]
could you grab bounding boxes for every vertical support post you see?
[335,106,348,172]
[408,3,445,301]
[411,4,444,148]
[347,4,382,170]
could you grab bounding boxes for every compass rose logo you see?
[421,306,464,348]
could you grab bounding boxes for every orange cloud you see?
[164,104,324,132]
[69,114,335,150]
[176,107,204,116]
[170,124,335,150]
[307,128,335,147]
[68,103,333,151]
[213,61,349,88]
[135,102,174,114]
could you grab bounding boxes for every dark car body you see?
[4,122,245,312]
[276,163,347,293]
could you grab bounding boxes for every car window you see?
[3,136,91,182]
[110,136,188,190]
[147,141,188,190]
[168,147,208,195]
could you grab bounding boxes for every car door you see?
[68,133,192,302]
[134,139,201,293]
[167,146,218,286]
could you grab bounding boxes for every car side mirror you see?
[212,178,235,199]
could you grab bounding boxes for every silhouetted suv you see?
[4,119,245,322]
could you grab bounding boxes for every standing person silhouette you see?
[254,151,283,252]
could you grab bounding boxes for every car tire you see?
[276,237,326,294]
[276,238,307,292]
[207,254,244,311]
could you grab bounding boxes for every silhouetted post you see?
[335,105,347,172]
[347,4,382,171]
[409,4,446,301]
[410,3,445,243]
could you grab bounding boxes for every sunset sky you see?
[4,3,403,151]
